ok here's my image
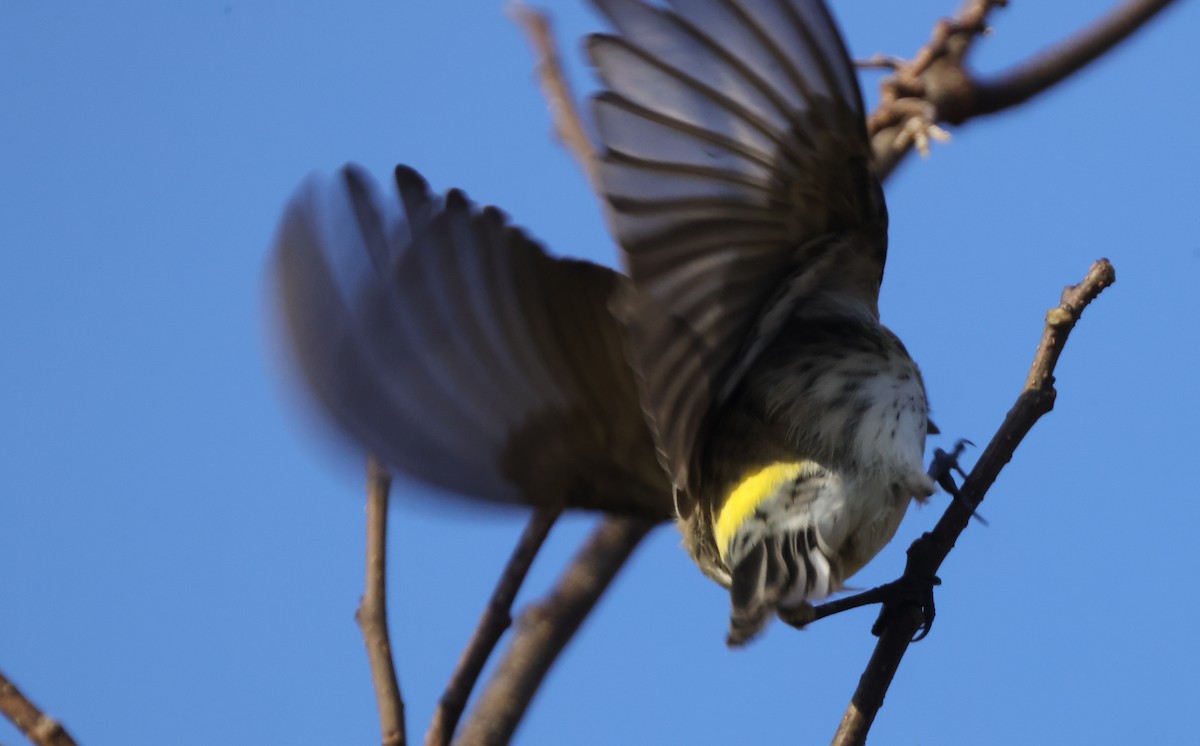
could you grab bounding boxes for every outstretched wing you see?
[588,0,887,504]
[273,164,672,520]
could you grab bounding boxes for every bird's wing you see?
[588,0,888,505]
[273,164,672,520]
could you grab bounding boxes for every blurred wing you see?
[609,284,714,508]
[273,164,672,520]
[587,0,888,500]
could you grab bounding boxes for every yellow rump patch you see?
[715,461,814,562]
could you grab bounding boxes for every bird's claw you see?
[928,439,987,526]
[872,574,942,641]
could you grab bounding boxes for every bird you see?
[272,0,937,647]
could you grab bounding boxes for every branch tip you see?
[508,2,598,187]
[359,455,407,746]
[830,258,1116,746]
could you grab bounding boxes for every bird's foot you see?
[928,438,987,526]
[871,573,942,641]
[795,569,942,640]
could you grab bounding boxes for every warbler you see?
[273,0,935,646]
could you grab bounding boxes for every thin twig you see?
[801,585,893,627]
[856,54,906,71]
[829,259,1117,746]
[0,668,78,746]
[507,2,598,188]
[440,10,655,744]
[426,507,562,746]
[357,455,406,746]
[869,0,1178,179]
[454,516,655,745]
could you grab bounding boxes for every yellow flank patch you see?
[715,461,811,561]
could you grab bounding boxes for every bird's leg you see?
[861,441,980,641]
[783,569,941,641]
[929,439,986,525]
[779,587,889,629]
[780,441,977,638]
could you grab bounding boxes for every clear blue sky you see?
[2,2,1197,744]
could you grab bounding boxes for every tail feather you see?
[720,463,845,646]
[726,525,839,647]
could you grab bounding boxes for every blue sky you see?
[2,2,1197,744]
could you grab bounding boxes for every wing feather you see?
[588,0,886,502]
[274,165,672,518]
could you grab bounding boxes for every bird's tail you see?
[716,461,844,646]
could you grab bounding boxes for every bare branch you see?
[357,456,406,746]
[971,0,1180,117]
[829,259,1117,746]
[0,668,78,746]
[869,0,1007,166]
[870,0,1179,179]
[856,54,906,71]
[385,11,655,745]
[507,2,598,188]
[455,516,655,745]
[426,507,562,746]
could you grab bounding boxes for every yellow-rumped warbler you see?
[273,0,935,646]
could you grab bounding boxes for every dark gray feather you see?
[588,0,886,502]
[274,165,672,519]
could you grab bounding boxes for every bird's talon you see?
[871,574,940,640]
[928,440,987,525]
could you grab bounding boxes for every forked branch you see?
[870,0,1181,178]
